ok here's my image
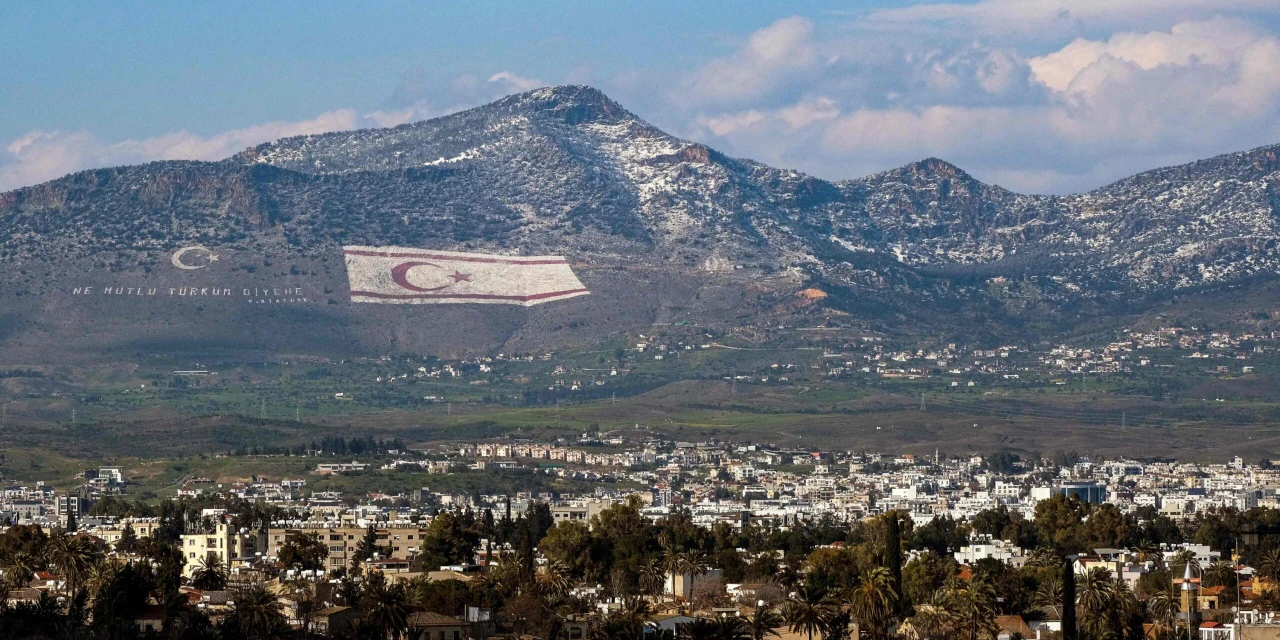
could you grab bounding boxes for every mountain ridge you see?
[1,85,1279,362]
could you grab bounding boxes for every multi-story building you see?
[266,525,430,573]
[180,521,269,577]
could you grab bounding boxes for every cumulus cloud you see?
[683,16,820,106]
[1028,17,1266,92]
[680,14,1280,193]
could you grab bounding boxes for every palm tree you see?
[1075,567,1137,639]
[46,529,100,601]
[640,557,666,599]
[1025,547,1061,569]
[539,559,572,599]
[679,550,708,580]
[361,573,410,639]
[489,552,523,596]
[897,593,955,640]
[1204,560,1236,589]
[1170,549,1201,577]
[2,550,37,592]
[942,577,998,640]
[783,584,835,640]
[1077,567,1113,616]
[594,597,650,640]
[1259,548,1280,583]
[85,557,122,604]
[227,583,288,640]
[589,615,640,640]
[1148,588,1179,640]
[715,616,751,640]
[190,554,228,591]
[677,618,721,640]
[660,534,684,580]
[747,603,782,640]
[1076,567,1113,638]
[847,566,897,640]
[672,549,707,603]
[1032,573,1063,618]
[1131,541,1161,565]
[1107,578,1140,638]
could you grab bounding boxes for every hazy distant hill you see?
[1,85,1279,363]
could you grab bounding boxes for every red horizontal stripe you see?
[344,249,567,265]
[349,288,589,302]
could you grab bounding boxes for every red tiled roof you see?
[407,612,464,627]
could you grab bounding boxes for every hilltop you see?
[1,85,1279,363]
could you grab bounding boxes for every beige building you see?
[180,522,269,577]
[550,499,623,528]
[96,518,161,546]
[266,525,429,573]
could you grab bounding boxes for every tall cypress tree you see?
[1062,556,1077,640]
[885,511,903,614]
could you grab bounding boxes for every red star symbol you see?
[447,271,472,283]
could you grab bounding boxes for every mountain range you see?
[1,85,1279,362]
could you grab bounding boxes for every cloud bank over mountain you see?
[5,2,1280,194]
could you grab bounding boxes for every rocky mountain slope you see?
[1,85,1278,361]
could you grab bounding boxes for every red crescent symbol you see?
[390,261,450,292]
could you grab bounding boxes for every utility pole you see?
[920,392,926,412]
[260,399,266,421]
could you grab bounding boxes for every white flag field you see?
[343,246,590,306]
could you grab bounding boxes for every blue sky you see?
[4,1,1280,193]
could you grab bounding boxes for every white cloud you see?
[0,108,413,192]
[0,66,559,192]
[684,16,819,105]
[777,98,841,129]
[864,0,1280,37]
[488,71,544,93]
[1028,17,1265,92]
[680,13,1280,193]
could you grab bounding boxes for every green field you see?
[3,320,1280,465]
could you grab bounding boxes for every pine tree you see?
[118,523,138,552]
[355,524,381,566]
